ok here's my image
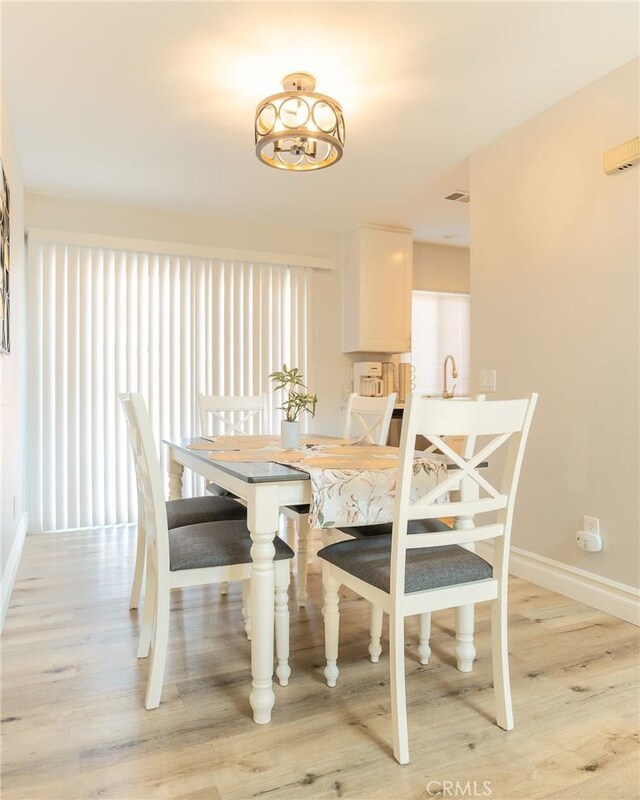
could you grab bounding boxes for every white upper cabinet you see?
[342,226,413,354]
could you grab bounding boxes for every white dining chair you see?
[282,392,397,606]
[318,392,537,763]
[198,393,267,437]
[121,392,294,709]
[122,398,249,612]
[197,392,268,595]
[351,393,488,667]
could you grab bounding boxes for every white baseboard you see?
[476,542,640,627]
[1,512,28,631]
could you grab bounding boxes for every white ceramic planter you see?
[281,420,301,449]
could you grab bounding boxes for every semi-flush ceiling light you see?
[255,72,345,171]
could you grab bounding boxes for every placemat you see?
[187,434,355,451]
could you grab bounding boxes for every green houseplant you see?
[269,364,317,448]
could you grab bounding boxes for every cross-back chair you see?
[120,392,293,710]
[318,392,537,764]
[197,393,268,594]
[343,392,397,444]
[331,393,487,667]
[123,398,248,612]
[282,392,397,606]
[198,393,267,437]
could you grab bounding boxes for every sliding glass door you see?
[27,239,308,532]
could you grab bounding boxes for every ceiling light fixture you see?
[255,72,345,171]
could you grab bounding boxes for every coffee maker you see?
[353,361,384,396]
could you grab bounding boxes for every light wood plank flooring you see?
[2,526,638,800]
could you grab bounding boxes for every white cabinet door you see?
[343,228,412,353]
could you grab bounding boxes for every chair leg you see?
[241,579,252,640]
[321,527,339,546]
[137,551,156,659]
[319,531,329,620]
[320,529,339,618]
[129,517,146,610]
[322,566,340,687]
[145,584,170,710]
[369,605,383,663]
[491,595,513,730]
[219,581,229,596]
[274,562,291,687]
[389,611,409,765]
[296,515,311,607]
[418,613,431,665]
[455,604,476,672]
[282,514,296,573]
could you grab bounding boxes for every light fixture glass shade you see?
[255,73,345,171]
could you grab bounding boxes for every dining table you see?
[163,433,480,725]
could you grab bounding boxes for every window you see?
[411,290,470,397]
[27,239,308,531]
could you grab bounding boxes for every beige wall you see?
[470,58,639,588]
[413,242,469,293]
[1,85,27,576]
[25,193,352,436]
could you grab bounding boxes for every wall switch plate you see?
[479,369,496,392]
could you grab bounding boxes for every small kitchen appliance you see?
[353,361,384,396]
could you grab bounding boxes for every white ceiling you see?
[3,2,639,245]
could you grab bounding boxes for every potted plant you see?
[269,364,318,449]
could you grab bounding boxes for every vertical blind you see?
[27,240,308,532]
[411,290,470,397]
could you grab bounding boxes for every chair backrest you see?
[342,393,397,445]
[198,394,267,437]
[120,393,146,529]
[421,394,486,459]
[120,393,170,573]
[390,392,537,599]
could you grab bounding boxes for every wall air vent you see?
[603,137,639,175]
[444,191,470,203]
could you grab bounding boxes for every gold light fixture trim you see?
[255,73,345,171]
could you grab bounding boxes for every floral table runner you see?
[294,456,448,528]
[187,435,449,529]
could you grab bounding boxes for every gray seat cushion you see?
[165,496,246,530]
[318,535,492,594]
[169,520,294,572]
[340,518,451,539]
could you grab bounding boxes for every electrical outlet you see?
[583,516,600,533]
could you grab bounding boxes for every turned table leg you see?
[454,476,479,672]
[248,485,279,724]
[168,451,184,500]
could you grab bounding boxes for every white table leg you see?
[296,514,310,607]
[168,450,184,500]
[454,476,479,672]
[248,485,279,724]
[455,604,475,672]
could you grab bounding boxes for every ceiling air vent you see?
[444,190,470,204]
[604,137,639,175]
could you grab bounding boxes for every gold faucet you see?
[443,355,458,399]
